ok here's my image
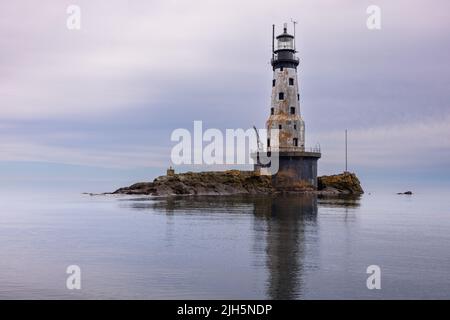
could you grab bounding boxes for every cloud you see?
[1,113,448,175]
[0,138,170,169]
[311,114,450,172]
[2,0,448,121]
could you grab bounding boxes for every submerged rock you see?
[112,170,363,196]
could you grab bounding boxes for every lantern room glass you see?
[277,37,294,50]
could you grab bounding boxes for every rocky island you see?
[107,25,366,199]
[111,170,363,196]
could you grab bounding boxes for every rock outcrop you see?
[317,172,364,195]
[113,170,275,196]
[111,170,363,196]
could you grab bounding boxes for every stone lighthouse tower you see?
[267,23,305,151]
[254,23,321,189]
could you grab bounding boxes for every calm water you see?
[1,186,450,299]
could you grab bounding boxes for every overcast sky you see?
[1,0,449,190]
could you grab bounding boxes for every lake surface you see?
[0,186,449,299]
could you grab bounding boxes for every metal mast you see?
[291,19,297,52]
[345,129,348,172]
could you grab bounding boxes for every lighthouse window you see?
[280,67,284,71]
[272,79,276,87]
[267,139,270,147]
[289,78,294,86]
[278,92,284,100]
[297,93,300,100]
[294,124,297,130]
[293,138,298,147]
[290,107,295,115]
[279,125,282,129]
[270,108,274,115]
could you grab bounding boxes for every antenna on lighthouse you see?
[272,24,275,59]
[291,18,298,51]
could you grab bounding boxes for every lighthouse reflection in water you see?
[135,194,363,299]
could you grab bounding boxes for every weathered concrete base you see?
[252,151,321,190]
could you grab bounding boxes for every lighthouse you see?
[254,23,321,189]
[268,23,305,151]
